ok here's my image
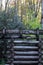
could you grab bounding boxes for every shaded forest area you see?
[0,0,42,29]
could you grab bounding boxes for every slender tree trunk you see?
[0,0,2,11]
[4,0,9,28]
[41,0,43,29]
[13,0,18,23]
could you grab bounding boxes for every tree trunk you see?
[41,0,43,29]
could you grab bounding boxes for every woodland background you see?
[0,0,41,29]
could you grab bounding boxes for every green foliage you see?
[0,8,25,29]
[22,3,41,29]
